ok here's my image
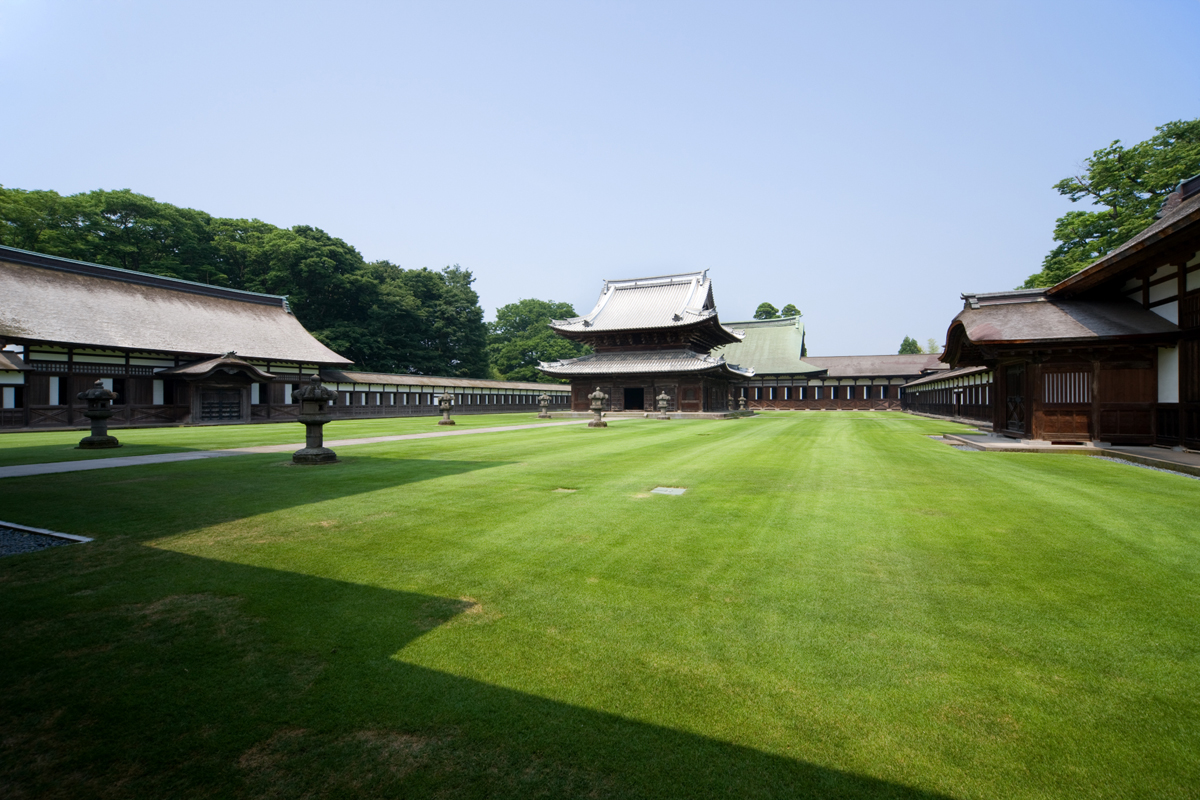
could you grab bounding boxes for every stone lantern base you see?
[77,434,121,449]
[292,446,338,465]
[588,416,607,428]
[438,417,456,426]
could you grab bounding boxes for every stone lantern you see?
[437,391,455,425]
[76,379,121,449]
[291,374,339,464]
[738,394,748,411]
[657,391,676,422]
[537,392,551,418]
[587,386,608,428]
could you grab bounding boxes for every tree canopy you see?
[753,302,779,320]
[0,186,489,376]
[898,336,922,355]
[753,302,801,320]
[925,338,941,355]
[487,299,589,383]
[1022,119,1200,288]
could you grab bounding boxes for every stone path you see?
[0,419,602,480]
[941,432,1200,478]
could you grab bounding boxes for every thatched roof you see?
[0,245,351,365]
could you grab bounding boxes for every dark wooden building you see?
[538,272,752,412]
[900,365,993,423]
[712,317,947,410]
[0,245,568,429]
[937,174,1200,446]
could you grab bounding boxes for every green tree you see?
[898,336,921,354]
[753,302,780,320]
[487,298,589,382]
[925,338,940,355]
[0,185,491,376]
[780,303,800,317]
[1023,119,1200,288]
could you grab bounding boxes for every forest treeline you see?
[0,187,499,377]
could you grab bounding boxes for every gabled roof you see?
[951,291,1179,344]
[538,349,753,378]
[801,354,947,379]
[550,271,741,344]
[0,245,351,365]
[1049,177,1200,298]
[710,316,822,376]
[156,354,276,382]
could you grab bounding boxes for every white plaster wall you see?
[50,379,60,406]
[1158,347,1180,403]
[250,383,260,404]
[1,387,13,408]
[1152,300,1179,324]
[1148,280,1176,304]
[0,370,23,386]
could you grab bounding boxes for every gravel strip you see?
[0,526,72,557]
[1091,455,1200,481]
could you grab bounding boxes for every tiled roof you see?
[801,354,947,378]
[320,370,566,391]
[902,365,989,389]
[551,272,739,338]
[711,316,821,376]
[0,246,351,365]
[951,293,1179,343]
[538,349,754,377]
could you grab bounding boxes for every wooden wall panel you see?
[1099,368,1155,403]
[127,378,154,405]
[1099,409,1154,439]
[26,374,50,406]
[1182,339,1200,403]
[1039,408,1090,439]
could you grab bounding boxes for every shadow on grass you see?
[0,455,516,541]
[2,548,957,800]
[0,451,957,798]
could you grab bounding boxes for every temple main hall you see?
[537,271,752,412]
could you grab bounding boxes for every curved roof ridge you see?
[0,244,289,306]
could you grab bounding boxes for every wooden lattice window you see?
[1043,371,1092,405]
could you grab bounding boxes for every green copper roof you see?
[711,316,822,376]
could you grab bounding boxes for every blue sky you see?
[2,1,1198,355]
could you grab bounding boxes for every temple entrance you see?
[1004,364,1025,434]
[199,389,243,421]
[624,387,645,410]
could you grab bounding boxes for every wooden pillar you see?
[1179,262,1188,444]
[1091,358,1102,444]
[1029,360,1042,440]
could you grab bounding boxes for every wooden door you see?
[1004,364,1025,434]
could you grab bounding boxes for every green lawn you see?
[0,412,568,468]
[1,412,1197,799]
